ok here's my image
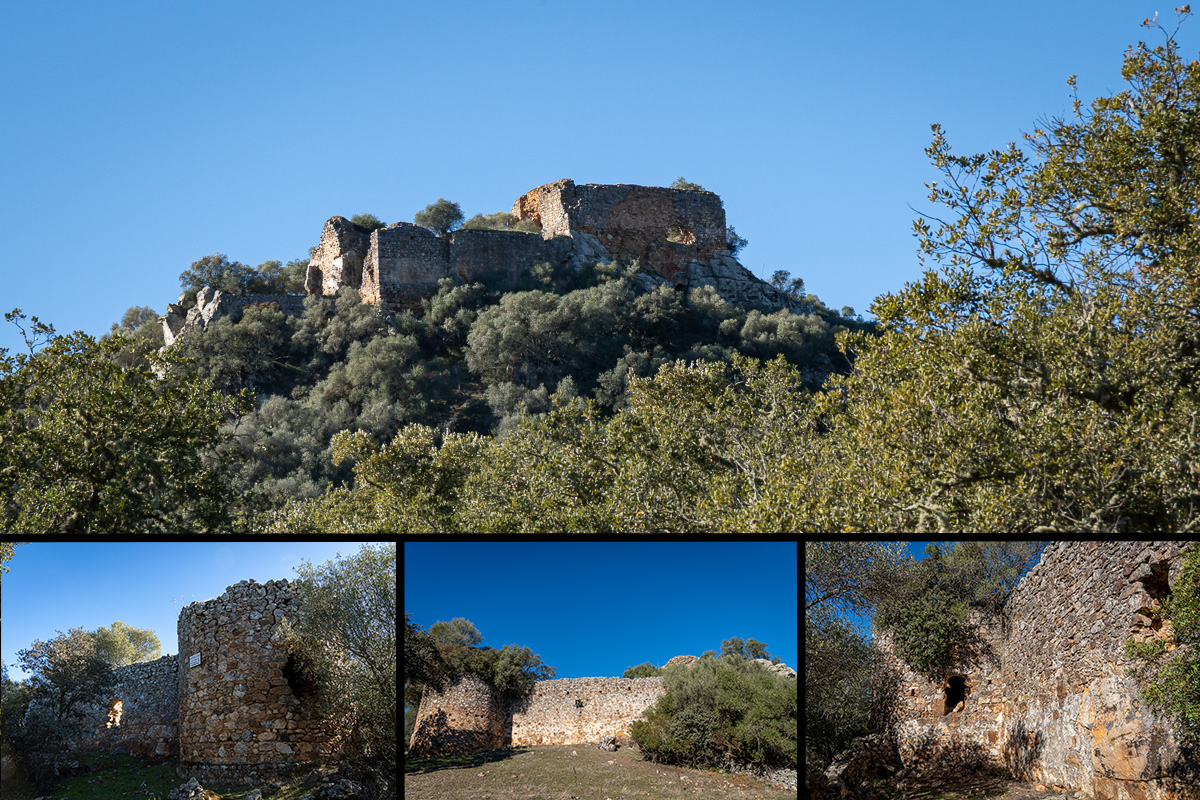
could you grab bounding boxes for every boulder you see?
[598,734,617,752]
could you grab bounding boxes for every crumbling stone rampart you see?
[27,654,179,759]
[163,179,808,340]
[177,579,352,786]
[877,541,1199,800]
[303,178,800,317]
[511,178,726,284]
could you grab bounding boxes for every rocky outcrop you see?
[663,654,700,669]
[160,287,305,346]
[752,658,797,680]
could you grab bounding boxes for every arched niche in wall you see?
[943,675,967,715]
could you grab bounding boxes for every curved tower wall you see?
[177,579,351,785]
[408,673,507,757]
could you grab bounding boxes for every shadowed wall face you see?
[878,541,1198,800]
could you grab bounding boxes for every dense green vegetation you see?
[5,18,1200,532]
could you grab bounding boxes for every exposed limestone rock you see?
[752,658,797,680]
[160,288,305,346]
[663,654,700,669]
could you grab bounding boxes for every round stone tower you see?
[176,578,351,786]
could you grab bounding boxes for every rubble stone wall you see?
[449,228,573,288]
[508,677,667,747]
[29,654,179,759]
[407,674,666,757]
[406,673,509,757]
[176,579,353,785]
[512,179,726,284]
[878,541,1199,800]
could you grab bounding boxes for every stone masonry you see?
[876,541,1199,800]
[508,677,668,747]
[176,579,353,786]
[162,179,812,342]
[407,657,796,758]
[407,674,666,757]
[303,178,806,317]
[29,654,179,759]
[24,579,354,788]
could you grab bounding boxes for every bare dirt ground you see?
[405,744,797,800]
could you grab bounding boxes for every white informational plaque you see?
[189,653,201,668]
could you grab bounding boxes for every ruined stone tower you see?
[176,579,352,785]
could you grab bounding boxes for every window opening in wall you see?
[106,699,123,728]
[944,675,967,715]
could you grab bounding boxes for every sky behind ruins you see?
[404,541,798,692]
[1,2,1184,354]
[1,541,391,683]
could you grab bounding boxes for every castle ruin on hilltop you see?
[161,178,800,345]
[875,541,1199,800]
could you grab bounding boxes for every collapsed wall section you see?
[508,677,666,747]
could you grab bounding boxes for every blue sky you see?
[1,1,1186,355]
[404,541,797,699]
[1,541,389,682]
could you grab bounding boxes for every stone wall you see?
[28,655,179,759]
[509,677,667,747]
[407,674,666,757]
[176,579,352,785]
[512,178,726,285]
[407,673,508,757]
[878,541,1199,800]
[449,228,573,288]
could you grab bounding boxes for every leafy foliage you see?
[630,652,796,770]
[1,311,254,534]
[414,198,464,237]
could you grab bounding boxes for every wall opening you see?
[666,225,696,245]
[106,699,123,728]
[944,675,967,715]
[282,653,316,701]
